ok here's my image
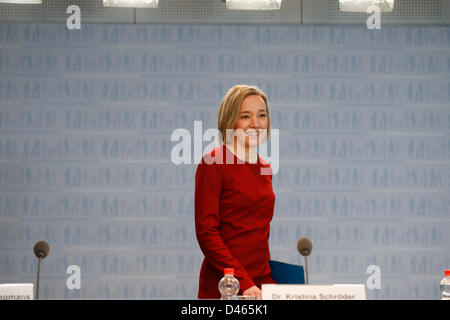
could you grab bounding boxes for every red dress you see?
[195,145,276,299]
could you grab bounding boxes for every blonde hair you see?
[217,85,271,145]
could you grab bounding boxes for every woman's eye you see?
[259,114,267,118]
[241,115,249,119]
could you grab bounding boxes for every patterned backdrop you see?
[0,23,449,299]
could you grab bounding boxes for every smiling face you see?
[233,94,269,150]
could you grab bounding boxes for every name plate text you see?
[262,284,366,300]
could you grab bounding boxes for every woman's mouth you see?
[245,131,260,137]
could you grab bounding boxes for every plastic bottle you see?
[440,270,450,300]
[218,268,240,300]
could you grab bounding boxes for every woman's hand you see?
[242,286,262,300]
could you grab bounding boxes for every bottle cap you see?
[224,268,234,276]
[445,270,450,276]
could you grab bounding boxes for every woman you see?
[194,85,276,299]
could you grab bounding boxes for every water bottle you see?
[218,268,240,300]
[440,270,450,300]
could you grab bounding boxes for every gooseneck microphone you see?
[33,241,50,300]
[296,237,313,285]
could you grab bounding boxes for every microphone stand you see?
[304,255,309,285]
[36,256,42,300]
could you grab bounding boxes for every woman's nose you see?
[250,115,260,128]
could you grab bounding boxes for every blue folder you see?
[269,260,305,284]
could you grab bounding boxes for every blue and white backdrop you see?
[0,23,449,299]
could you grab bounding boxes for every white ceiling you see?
[0,0,449,24]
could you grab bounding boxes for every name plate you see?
[262,284,366,300]
[0,283,34,300]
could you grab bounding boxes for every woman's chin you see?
[245,139,260,149]
[235,136,263,149]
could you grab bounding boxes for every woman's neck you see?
[226,142,258,164]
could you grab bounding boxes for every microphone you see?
[297,237,313,285]
[33,241,50,300]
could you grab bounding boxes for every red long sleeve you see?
[195,145,276,298]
